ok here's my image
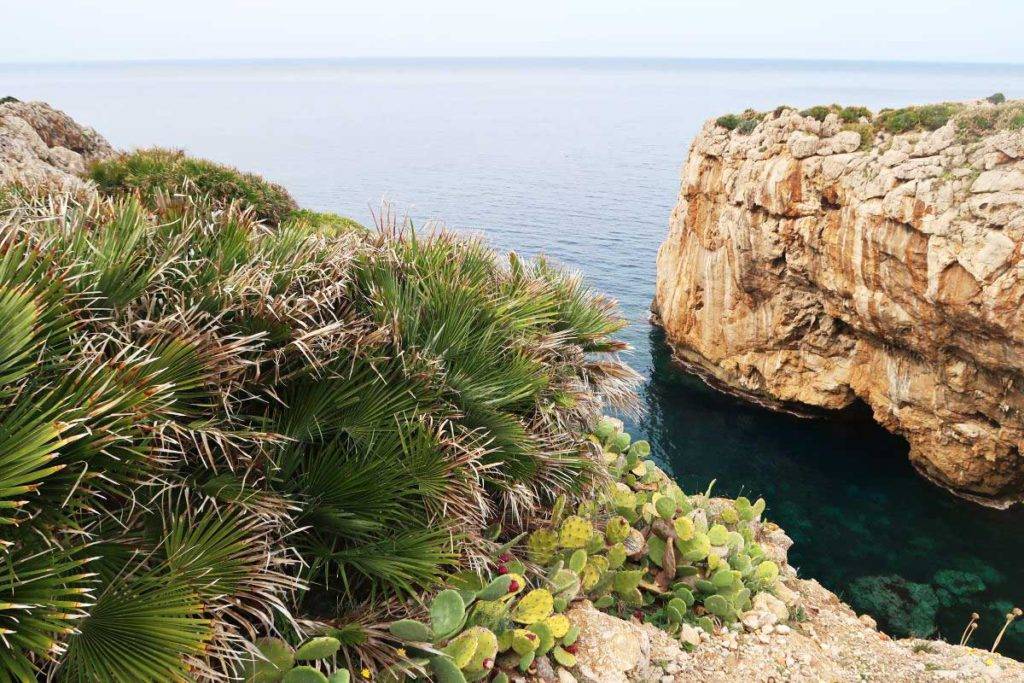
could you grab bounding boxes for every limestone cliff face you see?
[0,100,114,188]
[654,100,1024,507]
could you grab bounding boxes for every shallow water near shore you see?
[5,56,1024,654]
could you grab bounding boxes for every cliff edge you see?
[654,99,1024,507]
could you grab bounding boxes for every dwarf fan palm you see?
[0,171,636,680]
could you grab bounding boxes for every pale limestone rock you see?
[566,601,684,683]
[913,122,956,157]
[972,168,1024,193]
[654,99,1024,506]
[752,591,790,623]
[556,669,577,683]
[0,100,114,189]
[818,130,861,155]
[787,130,819,159]
[566,602,648,683]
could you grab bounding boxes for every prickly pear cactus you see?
[527,529,559,564]
[378,417,788,680]
[558,516,593,549]
[512,589,554,624]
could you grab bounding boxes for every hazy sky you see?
[3,0,1023,64]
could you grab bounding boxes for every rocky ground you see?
[536,524,1024,682]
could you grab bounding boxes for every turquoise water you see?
[4,57,1024,653]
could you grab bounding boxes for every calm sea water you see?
[5,57,1024,653]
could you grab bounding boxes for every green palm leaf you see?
[59,570,211,682]
[0,545,95,681]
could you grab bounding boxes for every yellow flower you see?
[395,647,407,658]
[361,668,372,679]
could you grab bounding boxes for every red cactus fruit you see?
[497,565,509,575]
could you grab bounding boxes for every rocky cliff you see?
[654,99,1024,507]
[0,99,114,188]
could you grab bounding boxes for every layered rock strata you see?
[654,100,1024,506]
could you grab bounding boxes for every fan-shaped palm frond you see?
[58,568,212,683]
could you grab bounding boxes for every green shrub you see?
[955,103,1024,140]
[89,148,299,225]
[877,104,958,133]
[838,105,872,123]
[286,208,366,235]
[986,92,1007,104]
[716,114,741,130]
[736,118,759,135]
[0,95,18,105]
[0,185,636,680]
[800,105,833,122]
[716,111,762,134]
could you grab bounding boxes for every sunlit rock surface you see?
[654,100,1024,506]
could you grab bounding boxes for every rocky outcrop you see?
[653,100,1024,507]
[0,100,114,189]
[553,512,1023,682]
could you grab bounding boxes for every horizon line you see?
[3,55,1024,69]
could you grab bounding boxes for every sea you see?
[4,56,1024,654]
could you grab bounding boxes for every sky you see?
[2,0,1023,65]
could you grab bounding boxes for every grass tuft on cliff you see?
[0,157,639,680]
[89,147,299,225]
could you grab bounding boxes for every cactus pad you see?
[606,543,627,569]
[673,515,694,541]
[655,495,676,520]
[527,621,554,655]
[568,549,587,573]
[462,627,498,675]
[676,532,710,562]
[754,560,779,584]
[430,589,467,640]
[558,515,593,549]
[628,439,651,457]
[543,614,571,639]
[552,645,578,668]
[512,589,554,624]
[511,629,539,655]
[282,666,329,683]
[604,516,631,544]
[442,630,480,668]
[527,529,559,565]
[707,524,729,546]
[703,594,733,620]
[294,636,341,661]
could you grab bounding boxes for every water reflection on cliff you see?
[636,325,1024,656]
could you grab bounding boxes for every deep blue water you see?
[4,57,1024,654]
